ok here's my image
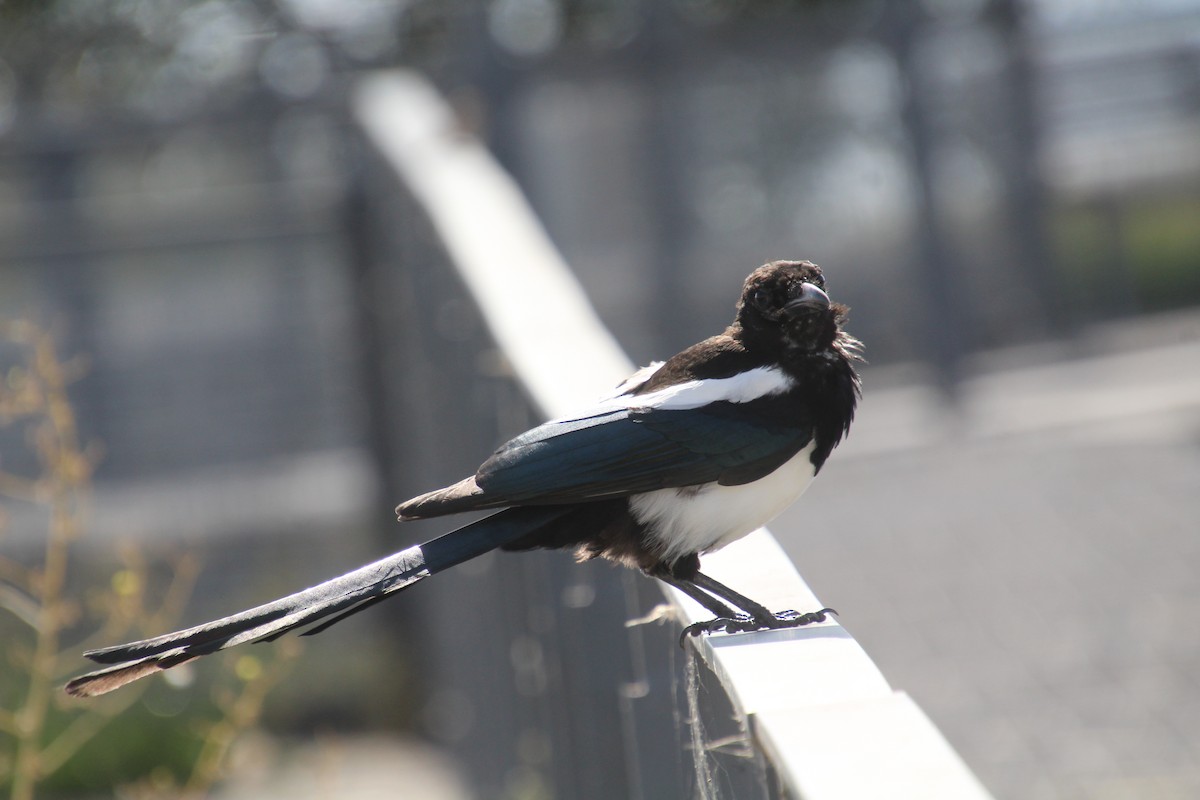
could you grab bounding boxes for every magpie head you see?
[736,260,848,355]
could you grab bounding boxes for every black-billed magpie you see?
[66,260,861,697]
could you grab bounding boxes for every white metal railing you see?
[354,69,994,800]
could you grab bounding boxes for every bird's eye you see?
[751,288,773,310]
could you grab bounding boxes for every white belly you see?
[628,442,818,564]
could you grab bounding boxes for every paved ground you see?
[775,311,1200,800]
[213,734,473,800]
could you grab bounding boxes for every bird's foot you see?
[679,607,836,647]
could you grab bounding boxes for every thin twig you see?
[39,689,143,776]
[184,642,299,795]
[0,471,43,502]
[10,331,83,800]
[0,584,40,628]
[0,554,32,590]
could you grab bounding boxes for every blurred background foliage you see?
[0,321,296,798]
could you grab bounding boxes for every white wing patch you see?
[607,361,663,397]
[550,365,795,425]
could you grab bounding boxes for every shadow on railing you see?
[348,70,993,800]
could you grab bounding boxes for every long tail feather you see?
[65,506,572,697]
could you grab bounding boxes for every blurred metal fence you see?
[464,0,1200,377]
[351,69,992,800]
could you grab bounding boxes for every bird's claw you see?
[678,607,837,647]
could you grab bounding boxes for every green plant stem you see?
[10,332,83,800]
[37,690,140,777]
[184,649,295,796]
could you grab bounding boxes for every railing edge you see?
[352,69,994,800]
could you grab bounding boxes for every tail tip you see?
[395,477,483,521]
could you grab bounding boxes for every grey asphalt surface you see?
[776,312,1200,799]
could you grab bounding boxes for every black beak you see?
[783,282,830,314]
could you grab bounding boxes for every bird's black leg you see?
[683,570,836,639]
[655,556,835,644]
[653,569,742,619]
[688,570,775,619]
